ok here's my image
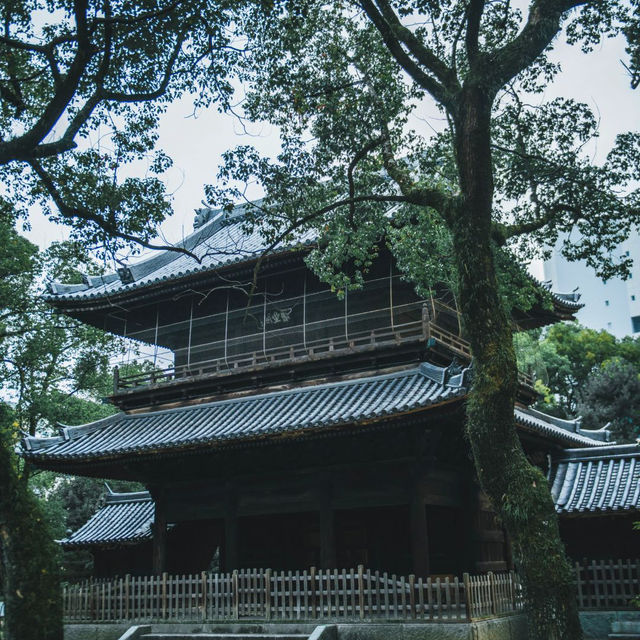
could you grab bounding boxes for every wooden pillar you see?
[152,488,167,575]
[224,483,238,571]
[410,478,430,577]
[319,480,336,569]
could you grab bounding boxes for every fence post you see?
[310,566,317,619]
[265,569,272,620]
[463,573,472,622]
[509,570,517,611]
[162,572,168,619]
[123,574,129,620]
[357,565,365,620]
[488,572,497,615]
[233,570,239,620]
[409,574,416,619]
[201,571,208,621]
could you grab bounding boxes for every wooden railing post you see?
[463,573,472,621]
[265,569,272,620]
[124,574,130,619]
[162,572,167,619]
[421,304,430,341]
[113,365,119,394]
[357,565,365,620]
[488,572,497,615]
[201,571,208,621]
[310,566,317,618]
[409,574,416,619]
[233,570,239,620]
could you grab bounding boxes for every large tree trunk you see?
[450,86,582,640]
[0,423,63,640]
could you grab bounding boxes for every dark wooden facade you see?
[31,209,630,582]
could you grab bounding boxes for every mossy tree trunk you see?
[450,87,582,639]
[0,432,63,640]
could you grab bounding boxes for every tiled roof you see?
[22,363,470,464]
[21,363,607,467]
[514,406,610,448]
[60,491,154,548]
[550,444,640,514]
[45,205,315,304]
[44,203,582,313]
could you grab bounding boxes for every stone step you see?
[141,635,309,640]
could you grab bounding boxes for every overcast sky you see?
[24,26,640,278]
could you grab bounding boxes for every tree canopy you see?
[0,0,238,257]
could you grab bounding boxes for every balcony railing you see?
[113,300,535,395]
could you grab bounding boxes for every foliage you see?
[515,324,640,441]
[0,0,239,258]
[0,213,125,637]
[0,232,122,445]
[0,406,62,640]
[577,359,640,442]
[204,1,639,637]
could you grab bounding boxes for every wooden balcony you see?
[113,301,536,408]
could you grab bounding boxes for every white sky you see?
[24,27,640,279]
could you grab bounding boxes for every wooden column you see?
[152,488,167,574]
[410,479,430,577]
[224,483,238,571]
[319,480,336,569]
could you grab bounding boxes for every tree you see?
[0,407,63,640]
[207,2,640,637]
[577,359,640,442]
[515,324,640,426]
[0,0,238,257]
[0,213,125,640]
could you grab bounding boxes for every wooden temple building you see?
[20,206,640,579]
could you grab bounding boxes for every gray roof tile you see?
[45,208,315,303]
[550,444,640,514]
[21,363,606,466]
[60,491,153,548]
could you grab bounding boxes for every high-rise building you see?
[543,232,640,337]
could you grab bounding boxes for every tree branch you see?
[371,0,459,91]
[0,0,93,164]
[100,29,185,103]
[465,0,485,64]
[28,159,202,261]
[358,0,454,107]
[348,137,384,223]
[488,0,588,89]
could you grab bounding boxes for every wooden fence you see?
[63,566,523,623]
[574,559,640,610]
[63,560,640,624]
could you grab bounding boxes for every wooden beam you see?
[152,488,167,574]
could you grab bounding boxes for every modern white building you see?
[543,232,640,338]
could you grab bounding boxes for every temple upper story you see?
[44,205,583,410]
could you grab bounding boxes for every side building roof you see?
[61,491,154,549]
[549,443,640,515]
[22,362,607,471]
